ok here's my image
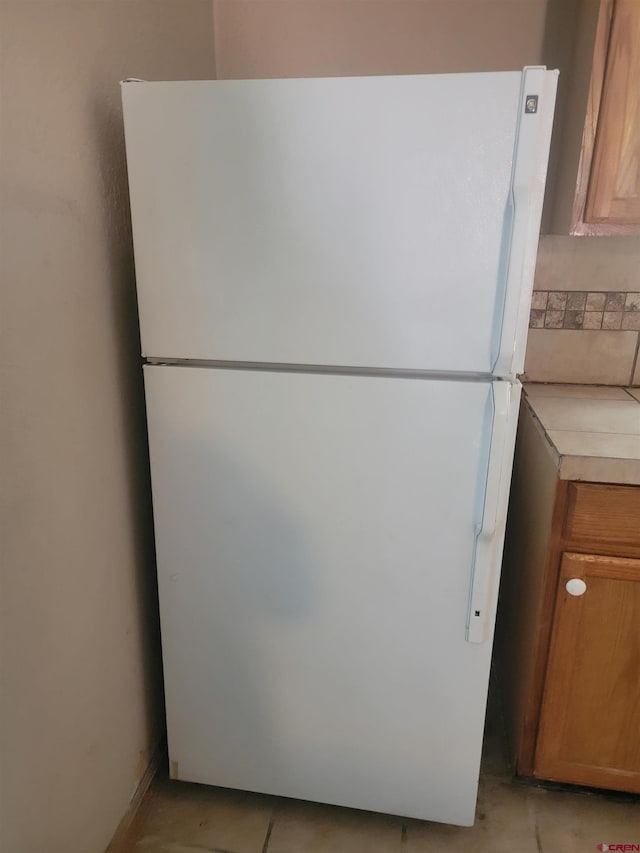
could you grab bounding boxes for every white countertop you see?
[522,384,640,485]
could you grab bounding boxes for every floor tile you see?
[628,387,640,402]
[132,779,273,853]
[402,777,539,853]
[266,799,403,853]
[124,684,640,853]
[532,784,640,853]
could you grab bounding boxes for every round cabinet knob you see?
[566,578,587,596]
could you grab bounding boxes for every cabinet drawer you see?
[564,483,640,547]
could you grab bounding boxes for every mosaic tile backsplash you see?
[530,291,640,331]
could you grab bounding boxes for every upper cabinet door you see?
[122,73,555,372]
[584,0,640,225]
[555,0,640,235]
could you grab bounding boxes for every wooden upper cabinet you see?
[534,552,640,791]
[581,0,640,229]
[545,0,640,235]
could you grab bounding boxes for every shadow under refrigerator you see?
[121,68,557,826]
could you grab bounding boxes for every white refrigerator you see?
[121,68,557,827]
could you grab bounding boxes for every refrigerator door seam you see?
[143,358,504,382]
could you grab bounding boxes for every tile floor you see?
[126,688,640,853]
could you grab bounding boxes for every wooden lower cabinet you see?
[534,552,640,792]
[497,403,640,793]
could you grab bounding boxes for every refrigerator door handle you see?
[466,381,519,644]
[491,66,558,378]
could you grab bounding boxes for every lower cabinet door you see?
[534,552,640,792]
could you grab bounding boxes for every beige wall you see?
[0,3,215,852]
[213,0,548,79]
[213,0,640,386]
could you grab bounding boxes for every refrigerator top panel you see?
[122,70,556,374]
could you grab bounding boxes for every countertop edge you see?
[521,387,640,487]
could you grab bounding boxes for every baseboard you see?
[105,737,167,853]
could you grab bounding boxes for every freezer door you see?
[122,71,556,372]
[144,366,518,825]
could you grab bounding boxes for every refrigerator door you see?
[144,365,518,825]
[122,70,556,373]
